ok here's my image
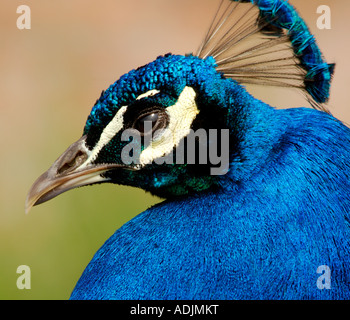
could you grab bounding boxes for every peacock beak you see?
[25,135,127,214]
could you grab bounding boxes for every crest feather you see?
[196,0,334,112]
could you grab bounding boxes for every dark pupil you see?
[137,112,159,133]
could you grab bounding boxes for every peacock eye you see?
[134,111,160,134]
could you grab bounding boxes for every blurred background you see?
[1,0,349,299]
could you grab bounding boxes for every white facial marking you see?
[139,86,199,165]
[136,89,160,100]
[80,89,161,167]
[81,105,128,166]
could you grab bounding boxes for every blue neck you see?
[210,78,287,185]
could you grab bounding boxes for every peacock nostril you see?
[57,150,88,175]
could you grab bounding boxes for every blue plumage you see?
[26,0,350,299]
[71,67,350,299]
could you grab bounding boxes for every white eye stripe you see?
[139,86,199,166]
[81,89,161,167]
[81,105,128,166]
[136,89,160,100]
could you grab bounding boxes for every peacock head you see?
[26,54,243,212]
[26,0,334,212]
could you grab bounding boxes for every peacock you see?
[26,0,350,299]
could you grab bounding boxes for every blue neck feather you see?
[69,1,349,300]
[71,70,350,299]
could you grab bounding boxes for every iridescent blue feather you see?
[198,0,334,110]
[63,0,350,299]
[247,0,335,103]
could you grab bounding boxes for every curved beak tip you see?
[24,135,131,214]
[25,171,49,214]
[24,136,89,215]
[24,196,34,215]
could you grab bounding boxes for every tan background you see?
[1,0,349,299]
